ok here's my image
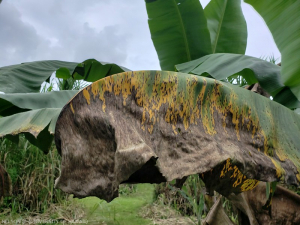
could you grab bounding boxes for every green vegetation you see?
[80,184,154,225]
[0,137,66,213]
[155,176,204,218]
[0,0,300,224]
[155,176,205,224]
[0,137,87,224]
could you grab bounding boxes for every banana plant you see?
[175,53,300,108]
[0,0,300,223]
[145,0,300,109]
[0,59,128,152]
[144,2,300,222]
[245,0,300,101]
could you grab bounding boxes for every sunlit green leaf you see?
[56,67,72,80]
[72,59,129,82]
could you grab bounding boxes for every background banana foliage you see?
[0,59,128,152]
[146,0,300,109]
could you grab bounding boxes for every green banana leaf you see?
[175,53,300,108]
[273,87,300,109]
[0,90,78,116]
[71,59,129,82]
[0,60,78,93]
[0,58,129,151]
[0,59,128,94]
[55,71,300,202]
[145,0,212,71]
[204,0,247,54]
[175,53,283,95]
[0,90,79,152]
[0,108,61,152]
[245,0,300,100]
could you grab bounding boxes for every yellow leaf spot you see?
[82,88,91,105]
[70,103,75,114]
[270,157,285,178]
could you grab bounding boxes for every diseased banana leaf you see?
[204,0,247,54]
[228,182,300,224]
[145,0,212,71]
[55,71,300,202]
[245,0,300,101]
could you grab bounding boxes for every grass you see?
[79,184,155,225]
[0,137,86,224]
[155,175,206,217]
[0,136,243,225]
[0,135,241,225]
[0,196,85,225]
[0,135,243,225]
[0,137,69,214]
[140,197,196,225]
[1,135,198,225]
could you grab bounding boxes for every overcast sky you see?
[0,0,281,71]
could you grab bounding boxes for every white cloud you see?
[0,3,45,65]
[242,3,281,61]
[0,0,281,71]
